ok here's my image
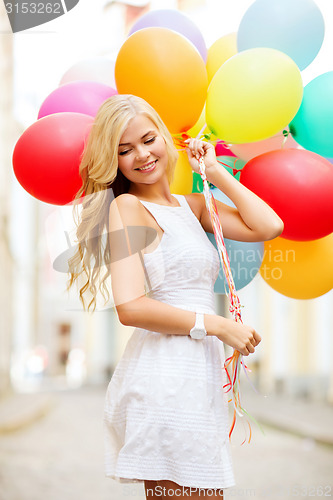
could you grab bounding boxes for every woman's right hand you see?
[212,316,261,356]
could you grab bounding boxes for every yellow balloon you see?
[170,152,193,194]
[259,234,333,300]
[206,33,237,83]
[185,105,218,143]
[206,48,303,144]
[185,105,211,138]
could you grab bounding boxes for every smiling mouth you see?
[135,160,158,172]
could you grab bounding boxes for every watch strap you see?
[190,312,207,339]
[195,312,205,331]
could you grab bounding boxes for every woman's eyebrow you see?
[119,130,155,147]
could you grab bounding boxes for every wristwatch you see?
[189,312,207,340]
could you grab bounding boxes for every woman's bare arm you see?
[117,296,260,356]
[185,139,284,242]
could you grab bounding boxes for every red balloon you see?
[240,148,333,241]
[13,113,93,205]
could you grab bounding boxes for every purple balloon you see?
[129,9,207,62]
[38,81,118,119]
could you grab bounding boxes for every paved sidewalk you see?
[243,389,333,447]
[0,386,332,500]
[0,391,55,433]
[1,383,332,447]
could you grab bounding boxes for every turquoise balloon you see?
[237,0,325,71]
[207,187,264,293]
[289,72,333,157]
[207,233,265,293]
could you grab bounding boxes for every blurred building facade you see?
[0,5,15,398]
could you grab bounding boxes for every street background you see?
[0,0,333,499]
[0,385,332,500]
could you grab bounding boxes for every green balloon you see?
[192,156,245,192]
[192,172,203,192]
[216,156,246,181]
[289,72,333,158]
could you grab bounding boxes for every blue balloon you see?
[237,0,325,71]
[207,233,264,293]
[207,187,264,292]
[210,185,235,208]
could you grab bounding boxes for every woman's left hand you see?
[184,138,218,175]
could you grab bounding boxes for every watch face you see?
[190,328,206,340]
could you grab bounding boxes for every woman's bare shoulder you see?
[109,193,146,228]
[110,192,141,204]
[183,192,204,222]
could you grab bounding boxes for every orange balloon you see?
[259,234,333,299]
[115,28,208,133]
[170,152,193,194]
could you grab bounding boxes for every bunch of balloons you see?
[12,2,333,299]
[13,80,117,205]
[232,0,332,300]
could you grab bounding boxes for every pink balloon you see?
[38,81,117,119]
[59,57,117,88]
[229,129,302,162]
[215,140,236,157]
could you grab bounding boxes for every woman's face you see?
[117,114,168,185]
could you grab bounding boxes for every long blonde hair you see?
[66,94,178,313]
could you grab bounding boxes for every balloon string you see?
[216,159,244,176]
[197,155,253,441]
[176,132,260,443]
[195,123,208,140]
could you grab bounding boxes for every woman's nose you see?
[136,145,150,160]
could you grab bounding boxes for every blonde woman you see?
[67,94,283,499]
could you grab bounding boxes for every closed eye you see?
[119,137,156,155]
[145,137,156,144]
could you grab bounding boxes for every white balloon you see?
[229,129,302,162]
[60,57,116,89]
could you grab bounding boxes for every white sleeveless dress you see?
[104,193,235,489]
